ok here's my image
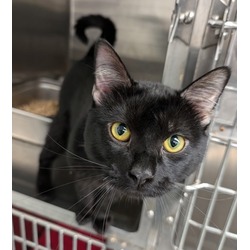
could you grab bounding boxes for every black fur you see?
[37,15,231,233]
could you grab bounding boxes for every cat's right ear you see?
[93,39,132,105]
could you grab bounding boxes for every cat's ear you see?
[93,39,132,105]
[180,67,231,127]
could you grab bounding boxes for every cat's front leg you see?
[91,205,112,235]
[74,195,94,225]
[74,180,115,234]
[91,188,117,234]
[76,195,112,234]
[73,180,97,225]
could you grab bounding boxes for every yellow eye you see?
[163,135,185,153]
[111,122,131,142]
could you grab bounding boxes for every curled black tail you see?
[75,15,116,46]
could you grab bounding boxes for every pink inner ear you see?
[93,40,131,105]
[92,84,102,105]
[180,68,229,127]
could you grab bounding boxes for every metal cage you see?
[12,0,237,249]
[172,85,237,250]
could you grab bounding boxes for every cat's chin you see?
[116,186,172,199]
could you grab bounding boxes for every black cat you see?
[37,15,230,233]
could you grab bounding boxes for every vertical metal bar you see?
[212,6,230,68]
[177,185,198,248]
[59,229,63,250]
[87,240,92,250]
[20,216,26,250]
[224,30,237,66]
[171,198,182,244]
[46,225,50,249]
[68,0,74,62]
[196,118,236,250]
[32,219,38,250]
[146,199,162,250]
[12,225,16,250]
[197,145,231,249]
[177,141,213,249]
[73,235,77,250]
[217,194,237,250]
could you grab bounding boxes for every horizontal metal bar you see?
[209,136,237,147]
[208,19,237,29]
[224,86,237,92]
[185,183,236,196]
[13,235,25,243]
[12,208,106,248]
[210,120,236,129]
[188,219,237,240]
[13,235,47,249]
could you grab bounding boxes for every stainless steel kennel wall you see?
[12,0,71,82]
[12,0,237,249]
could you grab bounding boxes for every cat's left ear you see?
[180,67,231,127]
[93,39,132,105]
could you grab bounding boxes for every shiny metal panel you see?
[162,0,237,89]
[71,0,173,82]
[13,0,70,82]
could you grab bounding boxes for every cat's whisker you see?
[71,164,110,171]
[39,165,108,171]
[75,185,108,224]
[77,181,113,225]
[159,195,167,212]
[158,195,170,222]
[170,183,228,232]
[36,174,105,197]
[117,188,127,203]
[47,134,109,169]
[91,185,115,235]
[102,186,116,234]
[156,187,191,232]
[42,146,84,161]
[67,180,110,210]
[90,190,109,229]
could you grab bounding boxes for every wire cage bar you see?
[172,84,237,250]
[12,208,107,250]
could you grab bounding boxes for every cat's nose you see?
[128,168,154,187]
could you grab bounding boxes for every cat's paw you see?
[92,216,111,234]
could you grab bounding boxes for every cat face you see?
[83,39,230,198]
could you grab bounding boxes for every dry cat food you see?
[18,100,59,117]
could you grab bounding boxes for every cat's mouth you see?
[111,179,173,198]
[108,164,173,198]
